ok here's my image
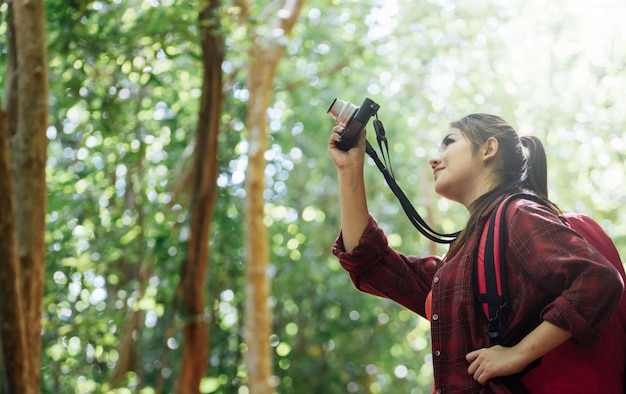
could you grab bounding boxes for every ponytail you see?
[520,136,548,198]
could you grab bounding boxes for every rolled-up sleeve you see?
[332,215,442,317]
[508,203,625,346]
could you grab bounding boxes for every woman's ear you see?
[482,137,499,161]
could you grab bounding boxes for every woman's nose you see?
[429,156,441,169]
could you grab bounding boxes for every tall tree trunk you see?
[0,107,30,394]
[242,1,304,392]
[243,48,276,393]
[0,1,48,393]
[177,1,223,393]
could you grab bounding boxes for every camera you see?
[327,97,380,151]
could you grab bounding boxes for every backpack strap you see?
[475,193,550,345]
[476,195,512,345]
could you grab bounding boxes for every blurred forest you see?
[1,0,626,393]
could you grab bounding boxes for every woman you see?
[328,113,624,393]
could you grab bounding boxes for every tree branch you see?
[278,0,305,35]
[232,0,250,24]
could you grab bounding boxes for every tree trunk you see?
[0,1,48,393]
[242,1,304,392]
[177,1,223,393]
[0,107,30,394]
[243,47,276,392]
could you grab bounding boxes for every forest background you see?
[1,0,625,393]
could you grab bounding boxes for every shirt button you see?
[435,390,442,394]
[432,313,439,321]
[433,276,440,283]
[434,350,441,357]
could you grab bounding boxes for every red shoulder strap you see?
[476,193,548,345]
[477,197,507,316]
[476,195,514,344]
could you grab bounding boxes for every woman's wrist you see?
[337,165,365,189]
[512,321,571,369]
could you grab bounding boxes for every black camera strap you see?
[372,116,394,178]
[366,116,459,244]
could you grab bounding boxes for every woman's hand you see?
[466,345,526,385]
[327,125,367,172]
[466,321,571,385]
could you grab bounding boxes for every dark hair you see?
[444,114,556,260]
[520,135,548,198]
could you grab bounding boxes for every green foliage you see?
[0,0,622,393]
[42,0,202,392]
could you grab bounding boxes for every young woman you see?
[328,113,624,393]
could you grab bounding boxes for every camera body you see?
[327,97,380,151]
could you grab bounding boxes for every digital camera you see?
[327,97,380,151]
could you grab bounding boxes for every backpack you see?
[475,193,626,393]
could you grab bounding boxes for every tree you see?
[0,0,48,393]
[177,0,224,392]
[238,0,304,391]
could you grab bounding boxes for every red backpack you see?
[476,194,626,393]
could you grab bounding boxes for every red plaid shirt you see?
[332,196,624,393]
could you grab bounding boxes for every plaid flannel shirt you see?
[332,196,623,393]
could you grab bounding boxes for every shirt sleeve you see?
[332,215,442,318]
[565,213,626,332]
[507,202,625,346]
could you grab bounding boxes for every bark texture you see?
[242,1,304,392]
[0,0,49,393]
[177,0,223,392]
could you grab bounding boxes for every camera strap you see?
[366,117,459,244]
[372,116,394,178]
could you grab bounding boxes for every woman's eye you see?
[442,137,454,147]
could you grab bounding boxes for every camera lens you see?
[327,99,358,127]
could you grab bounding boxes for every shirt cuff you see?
[331,215,388,274]
[542,296,600,346]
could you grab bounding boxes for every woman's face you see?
[429,128,484,206]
